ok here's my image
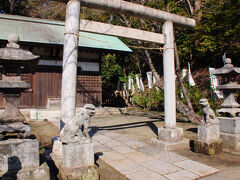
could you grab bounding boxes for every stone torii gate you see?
[60,0,195,143]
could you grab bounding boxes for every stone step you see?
[93,131,218,180]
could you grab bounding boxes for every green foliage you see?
[177,84,205,114]
[133,88,164,111]
[101,54,123,86]
[177,0,240,67]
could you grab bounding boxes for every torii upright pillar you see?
[59,1,96,178]
[157,21,183,144]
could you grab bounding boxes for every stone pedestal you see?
[158,127,183,142]
[62,142,94,168]
[219,117,240,151]
[0,93,25,123]
[0,139,49,179]
[154,127,184,150]
[193,124,223,155]
[0,139,39,173]
[198,124,220,142]
[51,139,99,180]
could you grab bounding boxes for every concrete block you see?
[220,132,240,151]
[46,98,61,109]
[62,142,94,168]
[158,127,183,142]
[191,139,223,155]
[30,109,37,120]
[0,139,39,173]
[198,124,220,143]
[219,117,240,134]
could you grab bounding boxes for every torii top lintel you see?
[53,0,196,28]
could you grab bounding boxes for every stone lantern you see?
[213,58,240,151]
[0,34,49,179]
[213,58,240,117]
[0,34,39,139]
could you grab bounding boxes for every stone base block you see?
[51,137,62,158]
[58,165,99,180]
[62,142,94,168]
[0,139,39,174]
[198,124,220,142]
[158,127,183,142]
[191,139,223,155]
[152,138,189,151]
[17,162,50,180]
[219,117,240,134]
[220,133,240,151]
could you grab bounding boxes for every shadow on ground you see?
[89,119,161,137]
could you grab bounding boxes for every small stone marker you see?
[192,98,223,155]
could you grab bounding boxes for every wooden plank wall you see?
[0,70,102,108]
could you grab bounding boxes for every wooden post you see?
[61,0,80,125]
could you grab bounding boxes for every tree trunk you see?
[186,0,194,15]
[174,43,193,110]
[194,0,202,22]
[8,0,15,14]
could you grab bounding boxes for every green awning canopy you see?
[0,14,132,53]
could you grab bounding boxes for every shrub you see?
[133,88,164,111]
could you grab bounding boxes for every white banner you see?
[147,71,153,89]
[188,62,195,86]
[135,74,140,92]
[139,77,144,92]
[209,67,223,99]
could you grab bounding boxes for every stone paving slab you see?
[99,151,125,162]
[126,169,167,180]
[141,159,182,175]
[174,159,218,176]
[124,140,148,149]
[124,151,155,163]
[111,135,134,143]
[164,170,200,180]
[107,159,146,175]
[154,151,187,163]
[93,144,111,153]
[111,144,137,154]
[94,131,219,180]
[138,145,163,155]
[104,139,123,148]
[92,134,112,144]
